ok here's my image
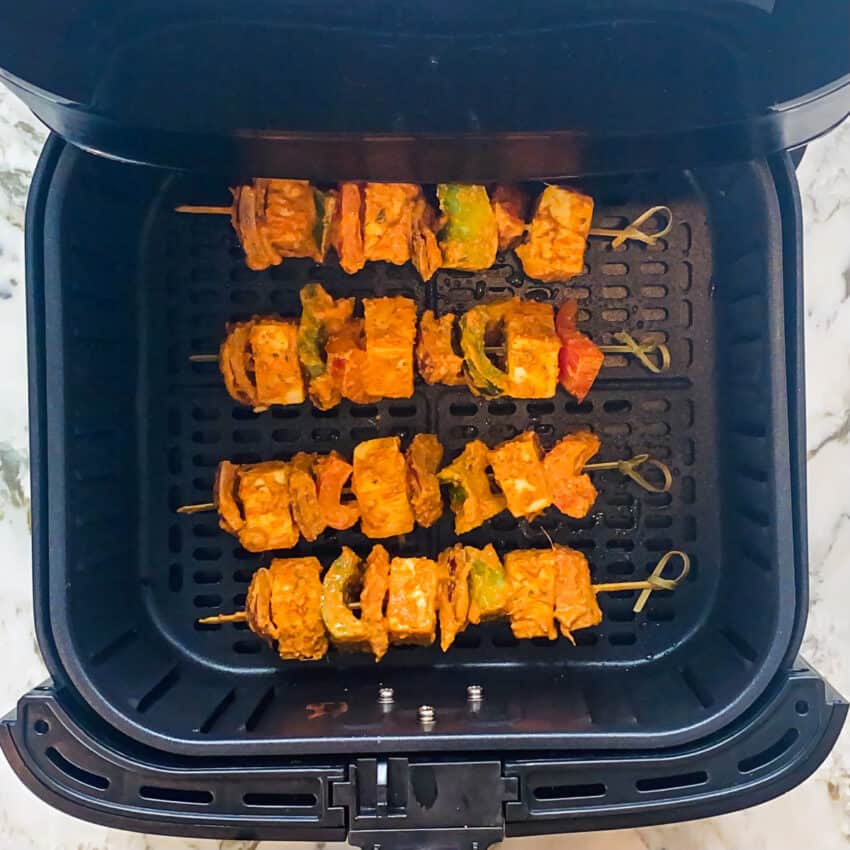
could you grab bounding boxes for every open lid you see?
[1,0,848,180]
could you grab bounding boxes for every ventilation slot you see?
[243,792,317,808]
[136,667,180,714]
[720,628,758,663]
[738,728,799,773]
[140,785,213,805]
[534,782,606,800]
[90,629,137,666]
[46,748,110,790]
[681,667,713,709]
[199,689,236,734]
[636,771,708,793]
[245,687,276,732]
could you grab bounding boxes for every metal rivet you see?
[378,687,394,706]
[467,684,484,702]
[418,705,436,726]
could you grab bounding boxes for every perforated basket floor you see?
[31,144,799,754]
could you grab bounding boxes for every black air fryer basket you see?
[1,1,850,846]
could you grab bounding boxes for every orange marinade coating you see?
[543,432,601,519]
[325,319,379,405]
[491,184,528,251]
[334,182,366,274]
[554,546,602,642]
[516,186,593,282]
[505,549,558,640]
[231,179,322,270]
[249,319,305,408]
[267,557,327,660]
[363,183,420,265]
[361,545,391,661]
[351,437,415,538]
[288,453,326,542]
[219,321,257,406]
[437,545,471,651]
[405,433,444,529]
[387,556,439,645]
[416,310,465,386]
[215,460,245,536]
[504,299,561,399]
[234,461,299,552]
[314,451,360,531]
[363,295,417,399]
[411,194,443,281]
[488,431,553,521]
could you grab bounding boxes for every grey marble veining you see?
[1,82,850,849]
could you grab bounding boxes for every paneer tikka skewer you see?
[200,545,690,662]
[179,430,672,552]
[198,284,670,412]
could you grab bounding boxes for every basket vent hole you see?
[351,405,379,418]
[601,263,628,277]
[140,785,213,805]
[234,639,263,654]
[488,400,517,416]
[243,791,318,807]
[388,403,417,418]
[565,400,593,414]
[738,728,799,774]
[46,748,110,790]
[534,782,606,801]
[603,399,631,414]
[795,700,809,716]
[635,770,707,793]
[168,563,183,592]
[194,594,222,608]
[449,402,478,417]
[527,401,555,416]
[608,632,637,646]
[34,719,49,735]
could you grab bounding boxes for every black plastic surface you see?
[0,1,848,178]
[24,136,802,755]
[1,665,844,842]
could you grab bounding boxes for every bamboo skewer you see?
[198,549,689,628]
[175,449,672,516]
[588,206,673,248]
[175,204,232,215]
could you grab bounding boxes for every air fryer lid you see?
[1,0,848,180]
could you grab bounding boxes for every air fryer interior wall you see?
[35,143,796,755]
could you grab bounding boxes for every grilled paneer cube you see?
[231,461,299,552]
[416,310,465,386]
[437,544,471,651]
[437,439,506,534]
[363,295,417,398]
[516,186,593,282]
[387,556,439,645]
[405,433,444,528]
[504,299,560,399]
[543,432,600,519]
[505,549,558,640]
[466,544,509,624]
[352,437,415,538]
[249,318,305,408]
[363,183,420,265]
[554,546,602,642]
[489,431,553,520]
[267,556,327,660]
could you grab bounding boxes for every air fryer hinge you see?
[333,758,518,850]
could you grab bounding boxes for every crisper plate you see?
[27,138,798,754]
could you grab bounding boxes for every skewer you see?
[588,206,673,248]
[197,549,689,627]
[191,331,670,373]
[175,204,232,215]
[175,449,672,516]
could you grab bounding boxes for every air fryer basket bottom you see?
[33,142,797,754]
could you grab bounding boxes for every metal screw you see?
[378,687,394,706]
[467,684,484,702]
[418,705,436,726]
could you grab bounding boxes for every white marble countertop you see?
[2,84,850,850]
